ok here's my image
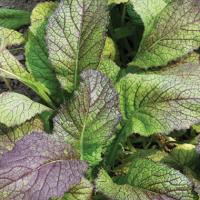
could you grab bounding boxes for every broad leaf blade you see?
[46,0,108,92]
[117,74,200,136]
[0,27,25,47]
[53,178,93,200]
[0,92,51,127]
[0,132,87,200]
[0,117,43,158]
[96,168,197,200]
[127,159,197,200]
[129,0,200,68]
[26,2,61,101]
[53,70,121,165]
[0,8,30,29]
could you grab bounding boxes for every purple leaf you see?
[0,132,87,200]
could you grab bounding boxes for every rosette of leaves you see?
[0,0,200,199]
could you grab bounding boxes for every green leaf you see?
[108,0,128,5]
[117,73,200,136]
[164,144,199,169]
[102,37,118,61]
[0,117,43,158]
[126,159,198,200]
[129,0,200,68]
[52,178,93,200]
[129,0,167,37]
[0,48,55,108]
[46,0,108,92]
[96,167,198,200]
[0,8,30,29]
[98,59,121,84]
[26,2,61,102]
[0,27,25,47]
[0,92,51,127]
[53,70,121,166]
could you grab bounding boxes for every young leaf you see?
[129,0,200,68]
[0,92,51,127]
[53,70,121,166]
[26,2,61,101]
[117,73,200,136]
[0,8,30,29]
[108,0,128,5]
[96,167,197,200]
[52,178,93,200]
[0,27,25,47]
[98,59,121,84]
[0,117,43,158]
[46,0,108,92]
[0,132,87,200]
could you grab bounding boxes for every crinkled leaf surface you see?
[129,0,200,68]
[26,2,61,100]
[98,59,120,84]
[0,117,43,158]
[53,70,120,165]
[0,27,25,47]
[96,167,197,200]
[0,132,87,200]
[126,159,197,200]
[117,73,200,136]
[46,0,108,92]
[0,92,51,127]
[0,0,49,11]
[0,8,30,29]
[52,178,93,200]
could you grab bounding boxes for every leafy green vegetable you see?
[0,8,30,29]
[53,70,120,165]
[0,117,43,158]
[129,0,200,68]
[46,0,108,92]
[0,27,25,47]
[0,132,88,200]
[108,0,128,5]
[25,2,61,102]
[96,160,198,200]
[0,48,55,107]
[117,73,200,136]
[0,92,51,127]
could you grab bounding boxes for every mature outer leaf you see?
[53,70,120,165]
[25,2,61,100]
[0,117,43,158]
[0,27,25,47]
[46,0,108,92]
[129,0,166,37]
[98,59,120,84]
[0,0,50,11]
[126,159,197,200]
[96,168,197,200]
[52,178,93,200]
[129,0,200,68]
[0,8,30,29]
[117,73,200,136]
[0,48,55,107]
[0,132,87,200]
[0,92,51,127]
